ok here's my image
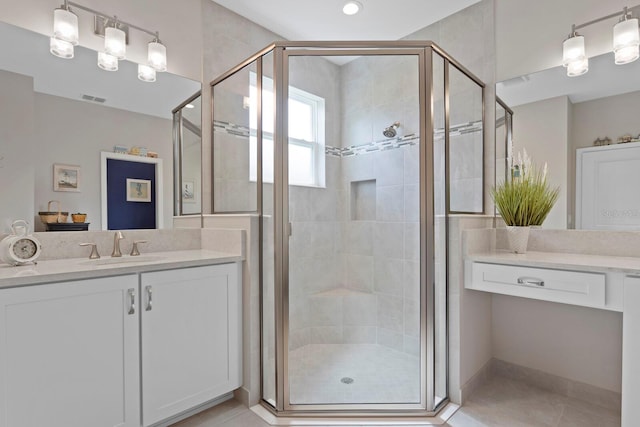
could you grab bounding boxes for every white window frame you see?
[249,72,325,188]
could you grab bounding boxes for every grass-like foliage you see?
[492,150,560,226]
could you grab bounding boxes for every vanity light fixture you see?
[49,1,167,82]
[563,6,640,77]
[138,64,156,83]
[104,21,126,60]
[97,52,118,71]
[147,37,167,72]
[50,37,74,59]
[613,13,640,64]
[343,1,362,16]
[53,1,79,45]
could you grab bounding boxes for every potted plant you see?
[491,150,559,253]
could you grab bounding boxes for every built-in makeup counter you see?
[465,247,640,427]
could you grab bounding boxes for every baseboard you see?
[491,358,621,414]
[234,386,251,407]
[151,392,235,427]
[460,359,492,404]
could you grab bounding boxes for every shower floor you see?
[288,343,421,404]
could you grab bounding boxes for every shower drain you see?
[341,377,354,384]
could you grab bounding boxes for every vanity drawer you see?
[468,262,606,308]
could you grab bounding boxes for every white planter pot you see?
[506,226,530,254]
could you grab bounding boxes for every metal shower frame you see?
[209,40,486,419]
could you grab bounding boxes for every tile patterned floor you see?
[289,344,421,404]
[172,375,622,427]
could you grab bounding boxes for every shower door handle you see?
[288,222,292,236]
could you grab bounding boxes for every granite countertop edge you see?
[467,251,640,275]
[0,249,243,289]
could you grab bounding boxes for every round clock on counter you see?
[0,220,42,266]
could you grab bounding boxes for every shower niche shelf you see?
[312,287,372,297]
[350,179,376,221]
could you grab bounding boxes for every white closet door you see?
[576,142,640,230]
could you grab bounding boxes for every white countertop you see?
[468,251,640,275]
[0,250,243,288]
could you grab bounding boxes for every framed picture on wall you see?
[183,181,195,203]
[126,178,152,202]
[53,164,81,192]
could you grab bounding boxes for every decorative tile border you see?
[212,119,483,158]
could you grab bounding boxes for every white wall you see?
[512,96,569,229]
[0,0,203,81]
[492,294,622,392]
[0,70,35,232]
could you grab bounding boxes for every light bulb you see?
[567,58,589,77]
[147,41,167,72]
[562,34,586,67]
[138,64,156,82]
[105,26,126,59]
[613,17,640,64]
[342,1,362,15]
[97,52,118,71]
[50,37,74,59]
[53,7,78,45]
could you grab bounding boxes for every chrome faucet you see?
[112,231,124,257]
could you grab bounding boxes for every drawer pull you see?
[517,277,545,287]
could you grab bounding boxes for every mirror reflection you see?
[497,51,640,230]
[0,21,201,232]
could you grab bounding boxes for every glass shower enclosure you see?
[211,41,484,417]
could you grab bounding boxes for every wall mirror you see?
[0,20,201,232]
[173,91,202,216]
[497,50,640,230]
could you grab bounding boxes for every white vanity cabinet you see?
[0,275,141,427]
[140,264,242,426]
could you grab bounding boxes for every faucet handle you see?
[79,243,100,259]
[130,240,148,256]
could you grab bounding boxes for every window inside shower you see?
[249,73,326,187]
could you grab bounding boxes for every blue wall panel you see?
[107,159,156,229]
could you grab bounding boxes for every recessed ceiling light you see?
[185,104,195,109]
[343,1,362,16]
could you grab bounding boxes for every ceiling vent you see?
[81,94,106,103]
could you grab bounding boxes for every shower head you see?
[383,122,400,138]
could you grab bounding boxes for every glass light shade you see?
[567,58,589,77]
[562,35,586,67]
[105,26,126,59]
[138,64,156,82]
[49,37,74,59]
[53,8,78,45]
[614,18,640,64]
[147,41,167,72]
[615,45,640,64]
[97,52,118,71]
[342,1,362,15]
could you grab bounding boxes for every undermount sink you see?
[80,255,165,266]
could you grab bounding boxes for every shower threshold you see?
[251,402,459,425]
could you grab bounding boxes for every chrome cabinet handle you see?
[517,277,545,287]
[128,289,136,315]
[146,285,153,311]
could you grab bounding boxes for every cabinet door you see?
[141,263,241,426]
[0,275,140,427]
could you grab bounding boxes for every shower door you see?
[278,47,437,411]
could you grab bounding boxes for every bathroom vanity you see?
[0,251,242,427]
[465,251,640,426]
